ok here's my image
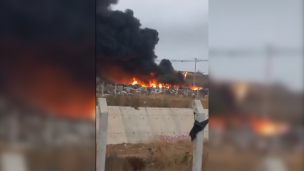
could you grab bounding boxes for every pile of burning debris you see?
[96,83,209,98]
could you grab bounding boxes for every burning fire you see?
[131,78,172,89]
[189,85,202,91]
[132,79,138,85]
[210,116,289,136]
[251,118,289,136]
[1,58,96,121]
[130,77,201,90]
[99,63,200,90]
[230,82,249,103]
[183,72,188,79]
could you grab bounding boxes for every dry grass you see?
[2,140,302,171]
[100,94,208,109]
[104,140,304,171]
[105,140,209,171]
[23,146,95,171]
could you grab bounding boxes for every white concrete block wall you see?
[96,106,208,144]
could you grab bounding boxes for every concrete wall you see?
[97,106,208,144]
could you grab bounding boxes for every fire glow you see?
[183,72,188,79]
[251,119,289,136]
[131,77,201,90]
[131,78,172,89]
[209,116,289,136]
[189,85,202,91]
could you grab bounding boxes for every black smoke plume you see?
[0,0,95,84]
[96,0,185,85]
[0,0,96,117]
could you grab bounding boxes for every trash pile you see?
[96,84,209,98]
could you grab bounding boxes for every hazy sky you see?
[112,0,303,91]
[209,0,303,91]
[112,0,209,73]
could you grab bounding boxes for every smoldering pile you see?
[96,0,185,86]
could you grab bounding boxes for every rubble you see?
[96,83,209,98]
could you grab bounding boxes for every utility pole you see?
[264,45,273,118]
[193,58,197,86]
[101,83,104,96]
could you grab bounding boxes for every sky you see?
[112,0,303,91]
[111,0,209,73]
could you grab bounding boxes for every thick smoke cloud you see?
[96,0,184,85]
[0,0,95,117]
[209,82,240,115]
[0,0,186,116]
[0,0,95,81]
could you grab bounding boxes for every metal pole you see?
[196,89,199,99]
[193,58,197,86]
[114,84,117,95]
[44,115,54,146]
[264,45,273,118]
[101,83,104,96]
[9,110,18,149]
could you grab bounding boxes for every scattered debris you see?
[96,84,209,98]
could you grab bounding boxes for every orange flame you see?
[183,72,188,79]
[4,62,96,120]
[209,116,289,136]
[251,119,289,136]
[189,85,203,90]
[131,79,138,85]
[231,82,249,103]
[131,78,170,89]
[131,77,200,90]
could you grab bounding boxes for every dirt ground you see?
[101,94,209,109]
[104,140,209,171]
[104,140,303,171]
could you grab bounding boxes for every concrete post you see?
[97,98,109,171]
[192,100,205,171]
[1,152,27,171]
[257,157,287,171]
[101,83,104,96]
[114,84,117,95]
[44,115,54,146]
[8,109,19,149]
[2,110,27,171]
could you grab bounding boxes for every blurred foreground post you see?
[196,90,199,98]
[257,157,287,171]
[1,110,27,171]
[1,152,27,171]
[8,110,19,148]
[192,100,205,171]
[97,98,109,171]
[101,83,104,96]
[114,84,117,95]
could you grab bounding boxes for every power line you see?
[155,59,209,62]
[209,47,303,57]
[155,58,208,86]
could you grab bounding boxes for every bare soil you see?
[104,140,209,171]
[100,94,209,109]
